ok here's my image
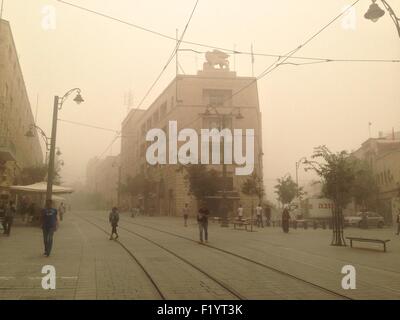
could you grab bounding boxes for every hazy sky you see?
[2,0,399,201]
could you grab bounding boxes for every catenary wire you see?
[55,0,400,64]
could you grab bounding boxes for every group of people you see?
[0,198,67,257]
[0,200,16,236]
[237,203,272,227]
[107,204,400,247]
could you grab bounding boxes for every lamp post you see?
[201,105,244,227]
[46,89,84,202]
[25,124,54,164]
[112,162,122,208]
[295,157,307,198]
[364,0,400,38]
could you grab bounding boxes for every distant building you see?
[0,19,43,191]
[353,132,400,223]
[86,155,119,208]
[120,52,264,217]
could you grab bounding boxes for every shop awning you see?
[9,181,74,194]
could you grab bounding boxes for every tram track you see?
[87,214,353,300]
[76,214,245,300]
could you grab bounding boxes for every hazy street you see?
[1,212,399,300]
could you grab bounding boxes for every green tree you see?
[241,173,265,231]
[19,165,61,185]
[121,173,155,213]
[305,146,357,246]
[274,175,302,206]
[350,158,379,210]
[241,173,265,201]
[181,165,220,202]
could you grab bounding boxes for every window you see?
[202,116,232,129]
[203,89,232,107]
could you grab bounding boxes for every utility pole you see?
[220,114,229,227]
[46,96,60,202]
[117,165,121,208]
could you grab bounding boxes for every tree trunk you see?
[331,204,346,246]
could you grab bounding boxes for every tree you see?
[305,146,356,246]
[274,175,303,206]
[180,165,220,202]
[350,158,379,211]
[120,173,155,213]
[241,173,265,231]
[19,165,61,185]
[241,173,265,202]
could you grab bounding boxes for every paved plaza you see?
[1,211,399,300]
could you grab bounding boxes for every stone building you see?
[86,155,119,208]
[0,19,43,191]
[353,131,400,224]
[120,52,264,217]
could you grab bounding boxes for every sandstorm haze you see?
[2,0,399,200]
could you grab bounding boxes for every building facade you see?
[86,155,119,208]
[353,132,400,224]
[0,19,43,190]
[120,54,264,217]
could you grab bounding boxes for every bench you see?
[233,219,250,231]
[346,237,390,252]
[211,217,221,223]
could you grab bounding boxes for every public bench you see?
[346,237,390,252]
[233,219,250,231]
[211,217,221,223]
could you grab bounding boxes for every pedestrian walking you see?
[130,206,135,218]
[3,201,16,236]
[41,199,59,257]
[28,202,36,223]
[58,202,66,221]
[255,204,263,227]
[0,200,7,234]
[282,207,290,233]
[109,207,120,240]
[182,203,189,227]
[396,209,400,235]
[237,204,244,221]
[197,203,209,244]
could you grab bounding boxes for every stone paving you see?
[0,211,399,300]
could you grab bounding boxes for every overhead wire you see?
[55,0,400,64]
[136,0,200,109]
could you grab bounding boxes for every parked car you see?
[344,212,384,228]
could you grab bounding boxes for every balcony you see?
[0,136,16,162]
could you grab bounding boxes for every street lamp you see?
[25,124,53,164]
[201,105,244,227]
[364,0,400,38]
[295,157,307,198]
[46,88,84,202]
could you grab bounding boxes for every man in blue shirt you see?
[41,199,58,257]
